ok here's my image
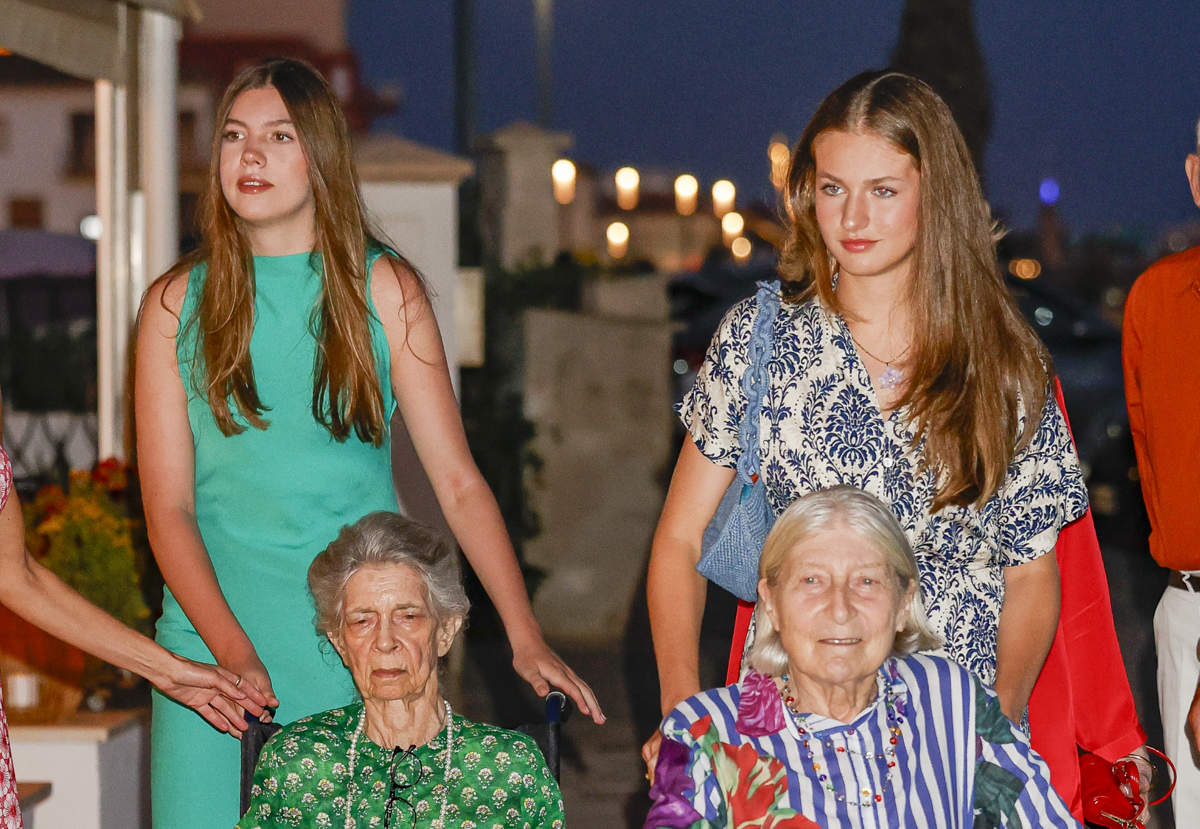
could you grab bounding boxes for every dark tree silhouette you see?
[891,0,992,179]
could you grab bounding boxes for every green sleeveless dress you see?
[152,249,400,828]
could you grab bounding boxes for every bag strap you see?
[734,281,780,486]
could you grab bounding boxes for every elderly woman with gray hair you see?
[238,512,564,829]
[646,486,1079,828]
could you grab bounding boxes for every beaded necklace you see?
[344,699,454,829]
[780,674,903,807]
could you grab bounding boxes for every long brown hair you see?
[779,70,1051,510]
[172,57,403,445]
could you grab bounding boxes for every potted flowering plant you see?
[0,458,153,715]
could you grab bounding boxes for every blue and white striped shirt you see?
[652,654,1079,828]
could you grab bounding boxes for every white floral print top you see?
[679,297,1088,684]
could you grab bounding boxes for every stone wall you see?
[521,277,673,643]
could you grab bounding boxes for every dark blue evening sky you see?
[348,1,1200,239]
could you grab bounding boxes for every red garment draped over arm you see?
[1026,383,1145,818]
[724,382,1145,821]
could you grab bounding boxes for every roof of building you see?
[0,54,86,86]
[354,134,473,184]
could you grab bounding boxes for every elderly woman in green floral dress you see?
[238,513,564,829]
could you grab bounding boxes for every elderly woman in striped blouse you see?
[646,486,1079,828]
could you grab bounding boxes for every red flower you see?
[719,743,817,828]
[32,484,67,517]
[92,457,129,491]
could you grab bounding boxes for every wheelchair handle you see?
[545,690,571,724]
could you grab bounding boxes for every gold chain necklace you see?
[846,328,911,391]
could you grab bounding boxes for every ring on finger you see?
[234,675,243,688]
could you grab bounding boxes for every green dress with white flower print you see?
[237,704,565,829]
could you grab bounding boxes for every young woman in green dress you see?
[135,57,600,828]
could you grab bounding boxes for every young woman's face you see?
[218,85,315,247]
[812,129,921,286]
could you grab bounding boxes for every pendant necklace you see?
[847,329,910,391]
[344,699,454,829]
[780,674,903,808]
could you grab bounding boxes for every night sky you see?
[348,1,1200,241]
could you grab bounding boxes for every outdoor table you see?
[10,707,149,829]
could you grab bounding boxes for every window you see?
[68,111,95,176]
[178,110,199,167]
[10,197,43,229]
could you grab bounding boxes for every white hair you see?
[747,486,942,677]
[307,511,469,636]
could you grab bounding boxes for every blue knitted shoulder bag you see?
[696,281,780,602]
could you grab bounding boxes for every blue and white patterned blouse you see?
[651,654,1080,828]
[678,296,1089,684]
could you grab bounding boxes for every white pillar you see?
[138,8,181,309]
[94,76,129,460]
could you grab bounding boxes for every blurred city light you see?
[606,221,629,258]
[79,214,102,240]
[721,210,745,245]
[768,136,790,190]
[712,179,735,217]
[674,174,698,216]
[672,359,689,375]
[731,236,752,261]
[551,158,576,205]
[1033,306,1054,326]
[1008,257,1042,280]
[1039,177,1060,206]
[615,166,640,210]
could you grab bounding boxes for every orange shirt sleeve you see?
[1121,278,1161,555]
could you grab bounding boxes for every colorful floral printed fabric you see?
[647,656,1080,828]
[237,703,565,829]
[0,446,20,829]
[686,716,819,829]
[678,296,1089,685]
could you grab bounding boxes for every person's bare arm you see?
[647,438,735,713]
[0,475,268,734]
[994,552,1060,721]
[134,274,277,708]
[371,257,603,723]
[641,437,735,772]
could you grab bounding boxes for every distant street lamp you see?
[615,166,640,210]
[606,221,629,259]
[721,210,744,245]
[731,236,752,262]
[712,179,735,217]
[768,135,790,190]
[1039,177,1060,205]
[551,158,576,205]
[1008,258,1042,280]
[674,174,698,216]
[80,214,102,241]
